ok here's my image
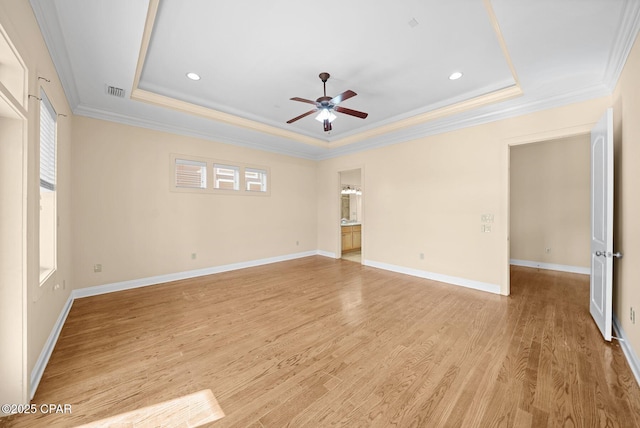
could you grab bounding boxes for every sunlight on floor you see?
[76,389,224,428]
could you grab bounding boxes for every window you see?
[245,168,267,192]
[213,164,239,190]
[39,90,57,283]
[171,154,270,196]
[175,158,206,189]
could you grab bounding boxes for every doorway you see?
[509,134,591,276]
[339,169,362,263]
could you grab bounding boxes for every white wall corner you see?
[613,314,640,387]
[363,259,501,295]
[316,250,337,259]
[510,259,590,275]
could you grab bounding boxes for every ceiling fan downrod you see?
[319,72,330,98]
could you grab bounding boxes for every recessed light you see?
[449,71,463,80]
[186,72,201,81]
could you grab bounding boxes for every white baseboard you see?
[30,294,74,400]
[316,250,337,259]
[73,251,318,299]
[363,259,501,295]
[613,314,640,387]
[510,259,590,275]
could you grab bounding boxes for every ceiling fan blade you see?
[287,109,317,124]
[330,90,357,105]
[290,97,318,106]
[334,106,368,119]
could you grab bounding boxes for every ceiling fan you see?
[287,72,368,132]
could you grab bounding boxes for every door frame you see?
[502,124,596,296]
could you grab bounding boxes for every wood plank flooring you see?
[2,257,639,427]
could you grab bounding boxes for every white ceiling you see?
[30,0,640,159]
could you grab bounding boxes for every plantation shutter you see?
[245,168,267,192]
[175,158,207,189]
[213,164,239,190]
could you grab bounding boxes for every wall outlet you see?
[93,264,102,273]
[481,214,494,223]
[419,252,424,260]
[296,240,299,246]
[481,225,492,233]
[191,253,197,260]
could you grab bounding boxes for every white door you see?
[590,108,615,341]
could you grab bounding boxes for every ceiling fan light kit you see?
[287,72,369,132]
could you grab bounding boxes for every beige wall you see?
[510,135,591,268]
[0,0,73,402]
[613,32,640,364]
[340,169,361,186]
[318,97,611,293]
[71,117,318,288]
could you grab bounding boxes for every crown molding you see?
[328,84,522,149]
[73,104,322,160]
[602,0,640,91]
[29,0,81,109]
[316,83,612,160]
[130,88,327,148]
[75,78,611,162]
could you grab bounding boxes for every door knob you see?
[595,250,604,257]
[608,251,623,258]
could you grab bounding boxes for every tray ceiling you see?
[29,0,640,159]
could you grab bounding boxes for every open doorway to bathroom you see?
[339,169,362,263]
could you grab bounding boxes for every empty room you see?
[2,0,640,426]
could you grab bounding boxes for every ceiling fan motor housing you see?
[317,96,332,107]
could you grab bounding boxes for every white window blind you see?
[245,168,267,192]
[213,164,239,190]
[175,158,207,189]
[40,90,56,191]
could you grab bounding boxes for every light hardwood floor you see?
[341,250,361,263]
[2,257,640,427]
